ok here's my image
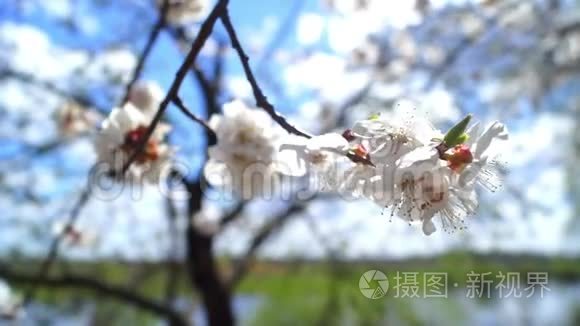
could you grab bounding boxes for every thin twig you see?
[210,41,227,113]
[220,9,312,139]
[219,202,246,228]
[166,27,217,113]
[167,26,222,150]
[120,0,170,104]
[22,185,92,305]
[0,68,106,112]
[172,97,217,145]
[228,199,309,288]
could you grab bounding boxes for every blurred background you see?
[1,0,580,325]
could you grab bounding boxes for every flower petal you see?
[306,133,349,153]
[474,121,508,159]
[422,219,436,235]
[397,146,439,170]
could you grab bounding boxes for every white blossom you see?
[351,102,443,163]
[386,120,508,235]
[93,103,172,183]
[128,81,164,118]
[158,0,208,25]
[279,133,350,191]
[203,97,508,236]
[342,102,508,236]
[458,121,509,193]
[387,149,458,235]
[342,102,443,199]
[54,101,99,138]
[204,100,289,198]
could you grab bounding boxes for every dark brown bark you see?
[185,180,235,326]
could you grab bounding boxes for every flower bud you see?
[443,114,471,147]
[341,129,356,142]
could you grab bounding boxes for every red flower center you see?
[354,143,368,158]
[445,144,473,172]
[121,126,160,164]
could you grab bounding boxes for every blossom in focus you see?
[385,147,477,235]
[387,117,508,235]
[93,103,172,183]
[128,80,164,118]
[458,121,509,192]
[279,133,350,190]
[351,102,443,164]
[204,100,289,198]
[343,102,508,235]
[158,0,208,25]
[342,102,442,199]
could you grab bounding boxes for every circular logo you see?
[359,270,389,299]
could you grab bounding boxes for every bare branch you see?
[220,9,312,139]
[120,0,170,105]
[22,184,92,306]
[228,200,309,288]
[166,26,221,117]
[172,97,217,145]
[0,68,105,112]
[219,202,246,228]
[0,265,187,326]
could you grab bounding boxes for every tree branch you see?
[172,97,217,145]
[228,200,309,288]
[219,202,246,228]
[121,0,230,174]
[22,184,92,306]
[184,180,234,326]
[120,0,170,104]
[166,26,222,118]
[220,9,312,139]
[0,265,187,326]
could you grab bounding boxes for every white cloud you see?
[0,23,88,81]
[36,0,72,18]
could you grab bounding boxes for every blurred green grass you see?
[7,251,580,325]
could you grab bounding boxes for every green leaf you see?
[443,114,472,147]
